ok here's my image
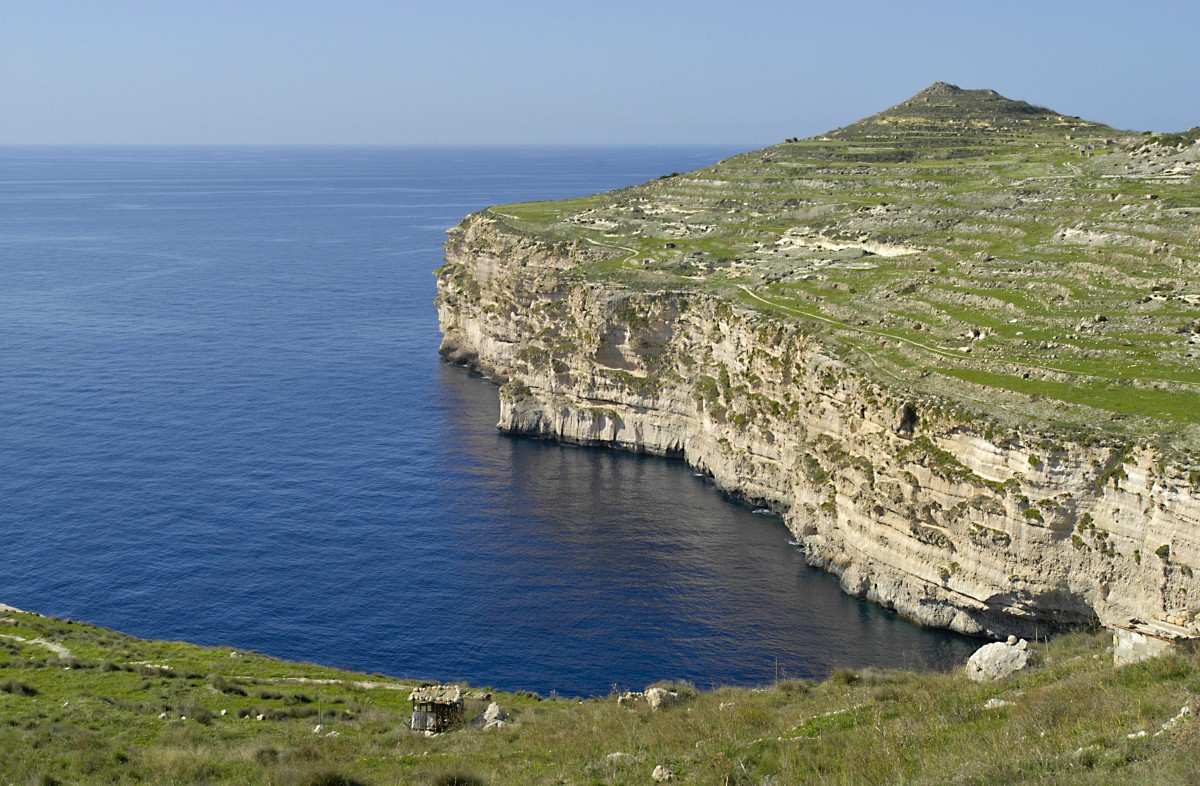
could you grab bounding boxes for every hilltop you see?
[829,82,1097,141]
[3,606,1200,784]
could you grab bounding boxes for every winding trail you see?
[580,235,639,267]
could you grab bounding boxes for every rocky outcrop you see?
[437,213,1200,640]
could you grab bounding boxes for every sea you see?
[0,146,978,696]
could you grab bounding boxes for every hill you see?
[465,83,1200,457]
[828,82,1101,141]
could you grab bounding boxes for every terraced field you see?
[484,83,1200,458]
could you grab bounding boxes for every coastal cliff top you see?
[467,84,1200,457]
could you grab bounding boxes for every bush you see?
[297,772,369,786]
[209,674,247,696]
[775,678,813,696]
[0,679,38,696]
[431,774,487,786]
[828,668,861,686]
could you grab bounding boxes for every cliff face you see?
[438,213,1200,639]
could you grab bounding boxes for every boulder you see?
[472,702,510,729]
[482,702,508,724]
[645,687,679,710]
[967,638,1032,682]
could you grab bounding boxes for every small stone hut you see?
[409,684,463,733]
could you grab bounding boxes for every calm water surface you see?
[0,146,977,695]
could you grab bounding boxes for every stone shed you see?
[409,684,463,733]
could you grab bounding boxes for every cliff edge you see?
[437,84,1200,639]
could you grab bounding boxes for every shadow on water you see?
[429,365,978,694]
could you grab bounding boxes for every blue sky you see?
[3,1,1198,145]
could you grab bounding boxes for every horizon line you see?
[0,141,768,149]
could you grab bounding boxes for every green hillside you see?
[482,84,1200,459]
[3,607,1200,784]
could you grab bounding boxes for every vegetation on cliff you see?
[3,608,1200,784]
[470,83,1200,461]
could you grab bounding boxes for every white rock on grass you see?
[645,687,679,710]
[652,764,675,782]
[967,638,1032,682]
[472,701,510,730]
[482,702,508,724]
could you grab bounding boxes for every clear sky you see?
[3,0,1198,145]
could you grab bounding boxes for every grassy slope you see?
[3,608,1200,785]
[474,84,1200,461]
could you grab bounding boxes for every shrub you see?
[828,668,860,686]
[774,678,812,696]
[0,679,38,696]
[209,674,247,696]
[431,774,487,786]
[297,772,369,786]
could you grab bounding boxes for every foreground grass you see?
[2,609,1199,784]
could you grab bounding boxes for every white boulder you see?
[967,638,1032,682]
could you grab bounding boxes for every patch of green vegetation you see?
[936,368,1200,427]
[800,453,831,486]
[969,524,1012,547]
[897,436,980,484]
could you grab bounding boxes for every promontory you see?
[437,83,1200,642]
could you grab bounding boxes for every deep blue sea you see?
[0,146,977,695]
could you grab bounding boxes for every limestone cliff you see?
[437,213,1200,639]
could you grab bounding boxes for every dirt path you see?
[234,676,415,692]
[0,633,73,659]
